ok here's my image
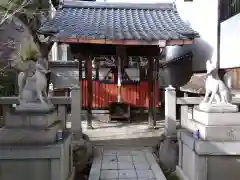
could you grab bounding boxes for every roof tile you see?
[39,1,199,41]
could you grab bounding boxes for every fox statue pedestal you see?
[177,106,240,180]
[0,59,74,180]
[0,107,60,145]
[198,102,238,113]
[182,107,240,141]
[177,129,240,180]
[176,60,240,180]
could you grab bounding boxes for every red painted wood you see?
[80,80,159,108]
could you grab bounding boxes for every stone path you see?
[81,118,164,147]
[89,147,166,180]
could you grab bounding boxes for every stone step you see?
[0,121,61,145]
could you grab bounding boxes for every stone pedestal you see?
[178,106,240,180]
[5,110,57,128]
[0,105,75,180]
[0,134,74,180]
[176,130,240,180]
[0,108,60,145]
[199,102,238,113]
[181,107,240,141]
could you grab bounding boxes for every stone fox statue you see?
[202,60,231,104]
[18,60,49,104]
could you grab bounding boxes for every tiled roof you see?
[180,73,206,94]
[39,1,199,41]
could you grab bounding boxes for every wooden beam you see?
[56,37,194,46]
[148,56,154,127]
[177,97,203,105]
[116,46,127,71]
[56,38,166,46]
[183,39,194,44]
[152,57,158,127]
[86,56,93,128]
[166,39,193,46]
[70,43,161,56]
[79,58,82,80]
[75,53,83,80]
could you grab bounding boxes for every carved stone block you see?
[193,107,240,126]
[0,134,74,180]
[5,110,57,128]
[15,103,54,113]
[182,117,240,141]
[198,103,238,113]
[0,121,61,145]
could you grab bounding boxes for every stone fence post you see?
[0,104,12,127]
[165,85,176,136]
[57,105,67,129]
[69,86,82,140]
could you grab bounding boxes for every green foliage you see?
[0,70,17,96]
[159,162,180,180]
[0,0,58,96]
[0,0,50,12]
[165,172,180,180]
[18,38,40,61]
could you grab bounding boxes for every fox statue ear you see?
[206,60,212,65]
[206,60,211,70]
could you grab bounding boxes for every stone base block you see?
[193,107,240,126]
[177,130,240,180]
[198,102,238,113]
[15,103,54,113]
[182,116,240,141]
[0,134,73,180]
[5,110,57,128]
[0,121,61,145]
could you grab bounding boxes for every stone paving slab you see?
[89,147,167,180]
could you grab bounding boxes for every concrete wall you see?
[220,13,240,69]
[168,0,219,71]
[51,43,73,62]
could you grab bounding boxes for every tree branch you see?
[0,0,31,26]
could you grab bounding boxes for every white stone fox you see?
[202,60,231,104]
[18,61,49,104]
